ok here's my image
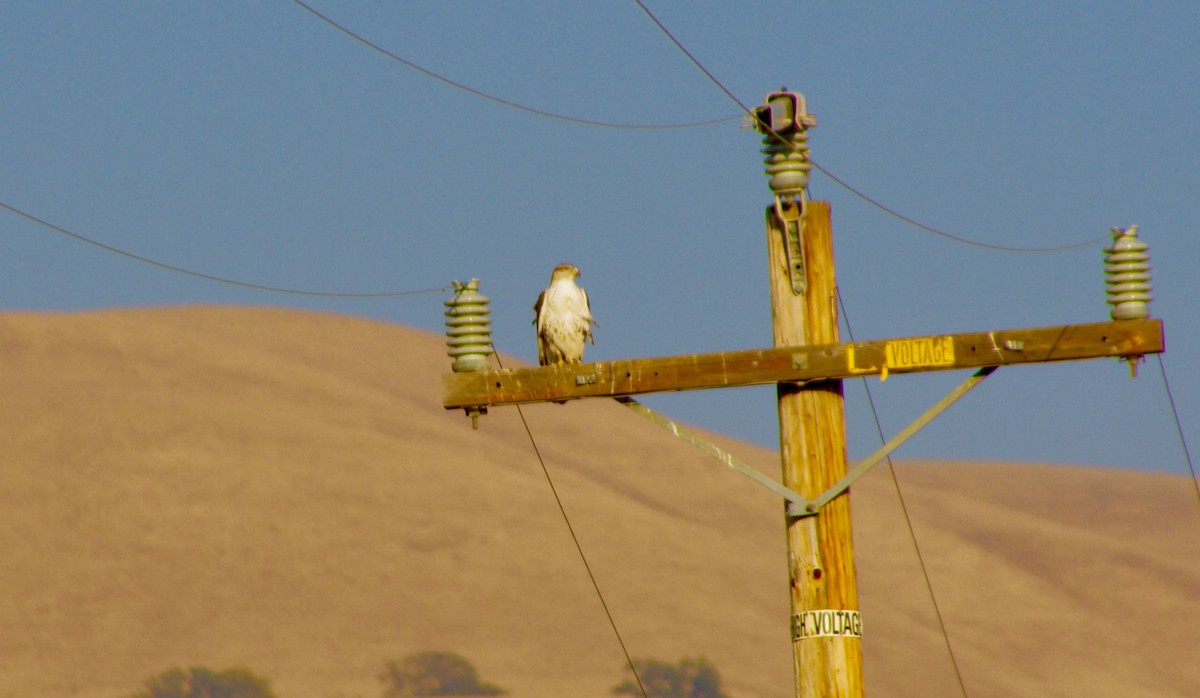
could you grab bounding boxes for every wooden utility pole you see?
[767,200,862,696]
[440,88,1163,698]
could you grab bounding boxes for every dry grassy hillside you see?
[0,306,1196,698]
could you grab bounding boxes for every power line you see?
[290,0,740,131]
[1154,354,1200,510]
[630,0,1108,254]
[493,354,648,698]
[837,288,971,698]
[809,161,1107,253]
[630,0,753,115]
[299,0,1109,253]
[1,199,450,299]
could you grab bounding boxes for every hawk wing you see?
[533,288,550,365]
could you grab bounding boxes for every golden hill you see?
[0,306,1196,698]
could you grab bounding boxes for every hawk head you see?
[549,263,580,283]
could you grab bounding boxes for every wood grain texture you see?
[769,201,862,697]
[442,320,1164,409]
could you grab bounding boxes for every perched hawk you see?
[533,263,596,365]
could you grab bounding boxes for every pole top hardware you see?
[754,88,817,298]
[754,88,818,136]
[754,88,817,207]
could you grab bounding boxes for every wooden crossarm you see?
[441,318,1163,410]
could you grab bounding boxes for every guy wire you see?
[1154,354,1200,510]
[836,287,971,698]
[493,352,649,698]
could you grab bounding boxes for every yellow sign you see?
[884,336,955,370]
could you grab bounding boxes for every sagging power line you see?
[289,0,740,131]
[0,200,450,299]
[629,0,1107,254]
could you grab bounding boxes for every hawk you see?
[533,263,596,365]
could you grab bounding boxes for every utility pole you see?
[440,87,1162,698]
[768,200,862,695]
[758,88,861,696]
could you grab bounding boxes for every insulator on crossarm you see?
[444,279,493,428]
[1104,226,1152,321]
[444,279,494,372]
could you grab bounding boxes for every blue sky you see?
[3,2,1196,474]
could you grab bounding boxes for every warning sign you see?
[792,610,862,640]
[884,336,955,370]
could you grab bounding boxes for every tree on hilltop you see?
[613,656,729,698]
[380,651,505,697]
[129,665,277,698]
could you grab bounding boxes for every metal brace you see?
[614,397,809,511]
[615,367,996,518]
[774,197,806,295]
[787,366,997,518]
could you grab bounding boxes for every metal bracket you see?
[774,198,806,295]
[787,366,997,518]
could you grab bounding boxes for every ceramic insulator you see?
[762,129,812,200]
[444,279,494,372]
[1103,226,1152,321]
